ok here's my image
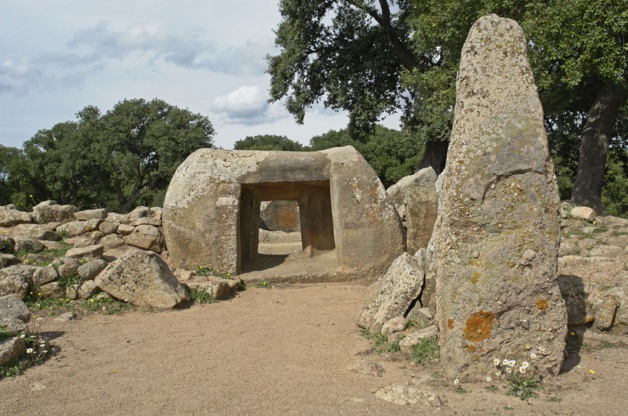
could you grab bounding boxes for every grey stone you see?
[13,236,44,254]
[56,221,86,237]
[589,288,620,331]
[78,280,99,299]
[10,224,58,241]
[65,285,79,300]
[106,212,129,225]
[259,200,300,232]
[98,221,118,235]
[162,146,404,279]
[78,259,107,281]
[54,257,80,278]
[95,249,189,309]
[54,311,77,322]
[99,234,125,250]
[125,225,164,252]
[405,307,433,330]
[0,337,26,366]
[38,282,65,299]
[432,14,567,381]
[399,325,439,354]
[571,206,596,222]
[65,244,104,261]
[0,266,36,299]
[117,224,135,235]
[0,253,18,269]
[357,253,425,333]
[32,200,75,223]
[0,207,32,227]
[83,219,103,232]
[386,167,438,253]
[381,316,407,337]
[73,208,107,221]
[67,231,104,248]
[33,265,59,287]
[0,295,31,334]
[187,277,233,301]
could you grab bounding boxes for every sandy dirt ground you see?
[1,283,627,416]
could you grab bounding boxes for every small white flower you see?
[502,359,510,366]
[496,371,502,376]
[26,348,33,354]
[19,334,25,338]
[493,358,501,366]
[522,361,530,368]
[538,346,546,353]
[530,353,537,360]
[41,350,47,354]
[525,344,531,350]
[453,379,459,385]
[506,367,512,374]
[486,376,492,382]
[519,366,526,374]
[509,360,516,367]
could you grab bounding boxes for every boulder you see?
[125,225,164,252]
[381,316,407,337]
[98,221,118,235]
[0,253,18,269]
[0,337,26,367]
[0,266,36,299]
[33,265,59,287]
[78,259,108,281]
[78,280,99,299]
[0,295,31,334]
[0,207,32,227]
[13,236,45,254]
[571,206,596,222]
[32,200,75,223]
[187,277,233,301]
[65,245,104,261]
[73,208,107,221]
[117,224,135,235]
[39,282,65,299]
[431,15,567,381]
[10,224,59,241]
[95,249,189,309]
[357,253,425,333]
[54,257,80,278]
[56,221,86,237]
[399,325,439,354]
[386,168,439,253]
[259,200,300,232]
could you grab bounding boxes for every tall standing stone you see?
[433,15,567,381]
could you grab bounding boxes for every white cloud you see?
[211,85,287,125]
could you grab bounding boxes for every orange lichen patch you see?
[466,345,477,353]
[471,271,481,284]
[464,310,496,342]
[537,298,548,311]
[448,319,455,329]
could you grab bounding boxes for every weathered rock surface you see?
[432,15,567,381]
[163,146,404,279]
[56,221,86,237]
[387,167,438,253]
[78,259,108,281]
[571,206,596,222]
[32,265,59,287]
[95,250,189,309]
[10,224,58,241]
[13,236,45,254]
[32,200,75,223]
[65,244,104,261]
[0,207,32,227]
[260,200,300,232]
[357,253,424,333]
[0,336,26,366]
[0,266,36,299]
[0,253,18,269]
[125,225,163,252]
[74,208,107,221]
[0,295,31,334]
[399,325,439,354]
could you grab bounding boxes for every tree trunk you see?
[417,140,449,175]
[571,82,627,214]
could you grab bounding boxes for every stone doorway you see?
[238,181,336,273]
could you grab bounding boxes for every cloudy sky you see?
[0,0,400,150]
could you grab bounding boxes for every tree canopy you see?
[7,98,214,212]
[268,0,627,213]
[234,135,305,151]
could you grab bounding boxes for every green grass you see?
[57,274,82,289]
[26,293,133,315]
[16,243,72,266]
[506,374,541,400]
[359,326,403,354]
[253,281,272,289]
[188,287,216,304]
[0,362,23,379]
[0,326,12,342]
[195,265,235,280]
[411,335,440,365]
